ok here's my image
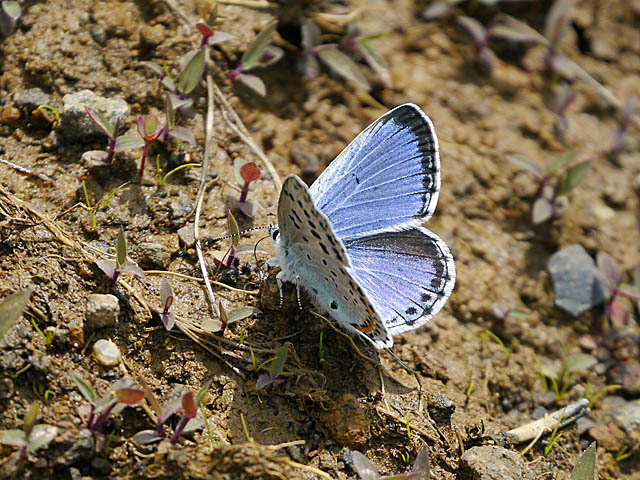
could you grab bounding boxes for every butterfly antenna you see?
[385,348,415,374]
[203,225,270,246]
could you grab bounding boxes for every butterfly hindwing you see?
[275,175,393,348]
[344,226,456,336]
[309,104,440,239]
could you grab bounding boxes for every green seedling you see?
[615,445,632,462]
[540,347,598,403]
[318,330,325,363]
[584,376,621,409]
[507,151,593,224]
[352,444,431,480]
[0,288,30,340]
[222,210,240,267]
[159,277,176,330]
[481,330,515,363]
[571,442,596,479]
[35,104,60,122]
[133,384,205,446]
[156,155,201,187]
[256,344,289,391]
[0,402,58,465]
[82,180,97,231]
[465,372,474,403]
[544,419,563,456]
[0,1,20,36]
[72,374,145,451]
[405,411,412,440]
[596,251,640,328]
[229,23,283,96]
[200,303,254,337]
[240,412,252,442]
[96,226,146,286]
[135,114,163,177]
[43,390,55,403]
[101,181,130,209]
[30,317,54,346]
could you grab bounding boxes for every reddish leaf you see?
[182,391,198,419]
[240,162,261,183]
[196,22,214,38]
[116,387,146,405]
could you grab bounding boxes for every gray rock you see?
[547,244,608,316]
[93,339,121,366]
[54,428,95,466]
[16,88,50,111]
[600,396,640,445]
[607,360,640,396]
[137,241,171,269]
[169,193,194,227]
[177,224,195,247]
[59,90,129,142]
[89,24,107,46]
[85,294,120,331]
[460,445,534,480]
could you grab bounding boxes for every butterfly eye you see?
[270,227,279,241]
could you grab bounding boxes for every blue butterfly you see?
[269,104,455,349]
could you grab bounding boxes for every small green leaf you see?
[85,107,115,139]
[269,344,289,379]
[140,61,165,77]
[133,429,163,444]
[195,379,212,405]
[506,154,544,178]
[532,197,553,224]
[227,306,255,324]
[0,288,30,340]
[317,47,370,91]
[116,227,127,268]
[351,451,381,480]
[114,134,145,152]
[2,1,21,19]
[358,38,392,88]
[489,24,542,43]
[227,210,240,248]
[23,402,40,437]
[236,72,266,96]
[570,442,596,480]
[26,425,58,453]
[165,94,175,130]
[178,48,206,94]
[565,353,598,374]
[558,159,593,196]
[241,23,277,71]
[546,151,577,173]
[71,374,96,404]
[301,20,320,50]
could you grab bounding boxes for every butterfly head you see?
[268,224,280,242]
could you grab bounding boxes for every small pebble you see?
[86,293,120,331]
[1,106,21,125]
[93,339,121,366]
[460,445,534,480]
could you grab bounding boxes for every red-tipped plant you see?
[234,159,261,217]
[96,226,146,286]
[160,277,176,330]
[597,252,640,328]
[136,114,163,177]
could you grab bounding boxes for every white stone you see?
[93,339,121,366]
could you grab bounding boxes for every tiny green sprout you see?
[541,347,598,403]
[229,22,282,96]
[240,412,252,442]
[35,104,60,122]
[318,330,325,363]
[156,154,201,187]
[82,180,97,231]
[583,377,621,409]
[571,442,596,479]
[0,402,58,462]
[0,288,31,341]
[96,226,146,287]
[43,390,55,403]
[160,277,176,331]
[351,444,431,480]
[85,107,127,164]
[481,330,515,363]
[543,419,563,456]
[101,181,130,209]
[507,152,593,225]
[615,445,632,462]
[465,371,474,403]
[222,210,240,267]
[400,451,410,465]
[596,251,640,328]
[256,344,289,391]
[133,386,204,447]
[72,374,145,451]
[405,411,412,440]
[30,317,54,346]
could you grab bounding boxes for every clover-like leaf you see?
[178,48,206,94]
[0,288,30,340]
[236,73,266,97]
[318,48,370,91]
[114,134,145,152]
[558,159,593,196]
[133,429,164,444]
[570,442,596,480]
[358,37,392,88]
[241,23,277,71]
[85,107,115,139]
[352,451,380,480]
[269,344,289,379]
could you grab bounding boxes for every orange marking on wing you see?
[355,302,377,333]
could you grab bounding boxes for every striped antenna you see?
[203,225,270,246]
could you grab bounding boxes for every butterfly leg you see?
[275,271,285,308]
[295,275,303,310]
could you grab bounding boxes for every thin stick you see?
[310,311,377,364]
[144,270,259,295]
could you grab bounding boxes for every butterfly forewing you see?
[309,104,440,239]
[275,176,393,348]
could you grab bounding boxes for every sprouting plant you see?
[159,277,176,330]
[256,344,289,390]
[351,444,431,480]
[0,1,20,36]
[481,330,515,364]
[544,419,563,456]
[551,82,576,141]
[596,251,640,328]
[539,346,598,403]
[570,442,596,479]
[30,317,54,346]
[507,151,593,224]
[229,23,283,96]
[465,371,474,403]
[157,94,196,145]
[133,383,207,446]
[200,303,254,337]
[135,114,163,177]
[85,107,122,164]
[96,226,146,286]
[101,181,130,209]
[156,154,201,187]
[35,104,60,123]
[81,180,97,231]
[222,210,240,268]
[233,159,261,218]
[583,376,621,409]
[71,374,145,451]
[318,330,325,363]
[615,445,632,462]
[0,402,58,464]
[405,411,412,440]
[0,288,30,340]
